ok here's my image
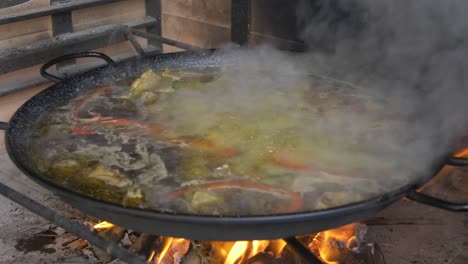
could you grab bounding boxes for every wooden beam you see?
[0,0,125,25]
[0,17,157,74]
[131,29,202,51]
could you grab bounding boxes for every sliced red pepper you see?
[171,180,303,213]
[271,151,368,179]
[271,151,313,171]
[166,136,238,158]
[73,118,166,135]
[71,86,114,120]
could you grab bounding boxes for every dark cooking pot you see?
[0,50,467,241]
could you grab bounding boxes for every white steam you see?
[296,0,468,141]
[201,0,468,190]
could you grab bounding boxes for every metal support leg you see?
[0,182,148,264]
[285,237,323,264]
[51,0,75,68]
[124,28,147,57]
[231,0,250,45]
[145,0,163,52]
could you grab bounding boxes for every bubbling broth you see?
[28,67,413,216]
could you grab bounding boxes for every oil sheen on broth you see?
[28,67,408,216]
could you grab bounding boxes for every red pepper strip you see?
[171,180,303,213]
[73,118,166,135]
[165,136,238,158]
[270,151,312,171]
[71,86,114,120]
[271,151,367,179]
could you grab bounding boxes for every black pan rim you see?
[4,134,424,222]
[5,130,424,222]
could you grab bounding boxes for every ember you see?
[311,223,365,264]
[454,148,468,158]
[223,240,270,264]
[88,221,372,264]
[93,221,115,230]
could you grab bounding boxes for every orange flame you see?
[170,238,190,262]
[413,147,468,193]
[270,239,287,256]
[251,240,269,257]
[149,238,289,264]
[316,223,358,264]
[145,224,362,264]
[224,241,249,264]
[148,250,156,262]
[416,165,454,192]
[222,240,271,264]
[93,221,115,230]
[156,237,173,264]
[151,237,190,264]
[454,148,468,158]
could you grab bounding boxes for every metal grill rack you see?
[0,0,251,96]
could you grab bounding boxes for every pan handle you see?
[406,191,468,211]
[446,157,468,166]
[0,121,8,131]
[404,155,468,212]
[40,52,116,83]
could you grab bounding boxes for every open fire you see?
[23,148,458,264]
[86,149,468,264]
[90,221,369,264]
[149,238,286,264]
[310,223,362,264]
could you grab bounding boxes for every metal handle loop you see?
[406,155,468,212]
[0,121,8,131]
[446,157,468,166]
[406,191,468,212]
[40,52,116,83]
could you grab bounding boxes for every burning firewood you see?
[130,233,158,256]
[181,241,214,264]
[90,225,126,264]
[357,243,386,264]
[150,237,190,264]
[244,252,279,264]
[181,248,203,264]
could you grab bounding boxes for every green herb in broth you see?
[29,68,399,215]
